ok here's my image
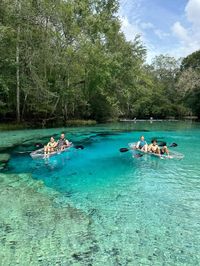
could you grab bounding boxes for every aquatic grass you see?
[65,119,97,126]
[0,123,30,131]
[0,173,99,265]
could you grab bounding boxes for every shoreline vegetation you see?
[0,1,200,124]
[0,120,97,131]
[0,117,199,131]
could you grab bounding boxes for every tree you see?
[2,0,195,124]
[177,50,200,117]
[181,50,200,71]
[151,55,181,101]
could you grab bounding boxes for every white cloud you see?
[140,22,154,30]
[119,0,200,63]
[185,0,200,27]
[118,0,173,62]
[154,29,170,40]
[120,15,170,62]
[172,0,200,57]
[120,16,142,41]
[119,0,145,42]
[119,0,141,21]
[119,0,200,61]
[120,16,156,62]
[172,22,189,42]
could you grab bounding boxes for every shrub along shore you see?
[0,117,199,131]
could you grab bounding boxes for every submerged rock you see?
[0,163,6,170]
[0,153,10,163]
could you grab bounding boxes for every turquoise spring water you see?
[1,121,200,265]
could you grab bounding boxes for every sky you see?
[119,0,200,62]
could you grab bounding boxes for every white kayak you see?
[30,145,72,159]
[128,143,184,160]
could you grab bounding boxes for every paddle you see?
[119,147,144,158]
[74,145,84,150]
[169,142,178,147]
[119,148,129,153]
[133,153,144,158]
[158,141,178,147]
[16,150,34,154]
[35,143,43,148]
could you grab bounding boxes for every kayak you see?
[30,145,72,159]
[128,143,184,160]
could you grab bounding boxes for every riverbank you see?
[119,116,198,122]
[0,120,97,131]
[1,117,199,131]
[0,123,30,131]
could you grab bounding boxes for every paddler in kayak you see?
[160,142,170,156]
[57,133,71,151]
[148,139,170,157]
[135,136,148,152]
[44,137,57,155]
[148,139,160,154]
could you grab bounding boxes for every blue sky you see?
[119,0,200,62]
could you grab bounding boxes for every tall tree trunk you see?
[64,104,68,121]
[16,1,21,122]
[21,93,27,120]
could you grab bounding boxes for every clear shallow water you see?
[1,121,200,265]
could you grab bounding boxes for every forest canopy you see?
[0,0,199,125]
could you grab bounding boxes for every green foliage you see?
[0,0,199,124]
[65,120,97,126]
[178,50,200,117]
[181,50,200,71]
[0,122,29,130]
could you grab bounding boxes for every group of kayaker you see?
[135,136,169,156]
[44,133,71,155]
[44,133,169,157]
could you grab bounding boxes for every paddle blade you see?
[158,142,178,147]
[158,141,167,147]
[134,153,143,158]
[170,143,178,147]
[74,145,84,150]
[35,143,43,148]
[119,148,129,153]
